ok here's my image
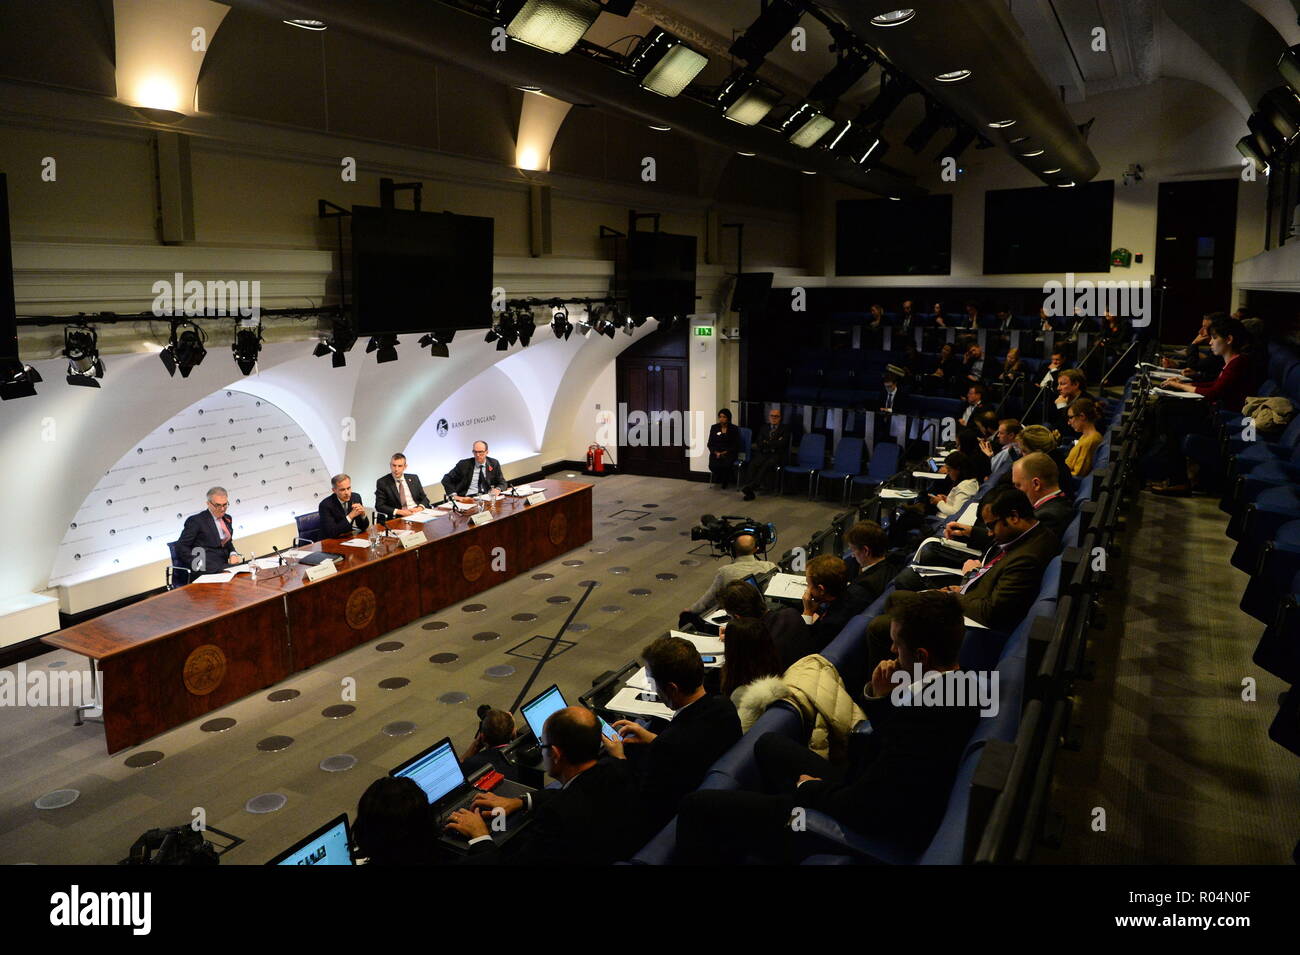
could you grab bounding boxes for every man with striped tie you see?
[443,440,507,504]
[177,486,245,574]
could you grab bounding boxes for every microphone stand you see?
[1021,379,1052,426]
[1099,340,1140,387]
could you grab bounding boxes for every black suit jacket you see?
[793,676,981,851]
[441,457,507,497]
[176,510,236,575]
[633,694,741,833]
[958,522,1059,632]
[847,554,905,608]
[764,608,819,671]
[752,423,791,458]
[967,493,1072,551]
[374,472,432,517]
[464,759,645,865]
[317,492,369,539]
[808,588,869,651]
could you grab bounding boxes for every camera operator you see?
[683,532,775,618]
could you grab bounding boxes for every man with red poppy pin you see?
[443,440,508,503]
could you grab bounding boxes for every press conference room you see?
[1,0,1298,912]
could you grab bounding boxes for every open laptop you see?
[389,736,534,851]
[520,683,622,746]
[266,812,355,866]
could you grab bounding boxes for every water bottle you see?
[250,560,258,583]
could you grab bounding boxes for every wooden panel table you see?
[42,479,592,753]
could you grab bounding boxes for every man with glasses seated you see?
[177,486,245,576]
[740,407,790,502]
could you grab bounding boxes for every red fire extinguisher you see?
[587,444,605,473]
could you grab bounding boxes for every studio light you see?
[417,328,455,358]
[365,334,399,364]
[232,320,262,376]
[0,358,42,400]
[63,323,104,387]
[827,120,854,152]
[904,103,947,153]
[870,9,916,28]
[941,126,978,160]
[159,320,206,378]
[499,0,601,55]
[628,28,708,98]
[551,306,573,340]
[1237,137,1269,174]
[782,103,836,148]
[1248,113,1282,159]
[718,73,783,126]
[730,0,804,69]
[1260,87,1300,143]
[314,318,357,368]
[1279,43,1300,97]
[857,72,914,128]
[516,309,537,347]
[805,50,876,106]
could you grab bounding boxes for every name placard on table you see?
[525,492,547,506]
[304,561,337,582]
[399,531,424,549]
[470,510,493,526]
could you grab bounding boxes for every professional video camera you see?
[689,514,777,557]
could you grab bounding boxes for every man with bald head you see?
[684,532,776,618]
[444,706,644,864]
[945,452,1071,551]
[442,440,507,503]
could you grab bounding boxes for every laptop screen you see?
[392,739,465,805]
[521,684,567,743]
[522,683,620,744]
[267,813,354,866]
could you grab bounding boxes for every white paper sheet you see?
[912,470,946,480]
[607,685,675,721]
[403,510,440,523]
[879,488,918,500]
[1154,388,1203,399]
[339,539,374,548]
[764,572,806,601]
[193,572,234,584]
[670,631,725,655]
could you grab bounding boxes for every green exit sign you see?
[693,327,713,337]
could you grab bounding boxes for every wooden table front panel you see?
[100,598,289,753]
[285,547,422,671]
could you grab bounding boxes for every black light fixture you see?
[717,72,783,126]
[498,0,601,55]
[0,357,42,400]
[627,27,709,98]
[1259,86,1300,144]
[417,328,456,358]
[63,323,103,387]
[1248,113,1283,160]
[857,71,915,128]
[314,317,357,368]
[486,310,516,351]
[940,126,978,161]
[870,9,916,28]
[730,0,804,69]
[516,309,536,347]
[1279,43,1300,97]
[550,306,573,340]
[1237,136,1269,174]
[232,320,262,376]
[284,19,326,31]
[160,320,206,378]
[781,102,837,148]
[805,48,876,106]
[904,101,948,154]
[365,334,399,364]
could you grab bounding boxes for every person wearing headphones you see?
[683,532,775,618]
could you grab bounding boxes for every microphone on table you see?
[270,545,283,566]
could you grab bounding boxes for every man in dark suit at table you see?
[318,473,370,538]
[176,486,245,575]
[443,440,507,502]
[740,408,791,501]
[374,452,431,520]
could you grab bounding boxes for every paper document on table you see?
[912,470,946,480]
[1154,388,1203,399]
[229,565,253,575]
[964,617,989,630]
[510,485,538,496]
[193,572,234,584]
[285,550,310,560]
[879,488,918,500]
[403,510,440,523]
[704,608,729,624]
[251,557,284,568]
[764,573,806,601]
[670,630,724,655]
[626,666,655,691]
[912,565,962,577]
[955,501,981,525]
[606,685,675,721]
[339,539,373,548]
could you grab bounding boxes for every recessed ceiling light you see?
[1021,149,1045,157]
[1043,167,1062,174]
[284,19,327,31]
[870,9,916,27]
[802,170,817,175]
[1058,181,1076,187]
[988,119,1016,128]
[649,124,672,131]
[517,84,543,93]
[889,196,901,200]
[737,151,756,156]
[934,69,972,83]
[1009,136,1028,144]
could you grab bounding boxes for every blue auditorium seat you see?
[780,432,826,496]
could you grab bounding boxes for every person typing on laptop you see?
[444,707,644,865]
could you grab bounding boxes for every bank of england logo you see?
[436,419,449,438]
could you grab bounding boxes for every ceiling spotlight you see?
[782,103,836,148]
[904,102,948,153]
[805,50,877,106]
[718,72,783,126]
[551,306,573,340]
[1021,149,1045,157]
[1260,87,1300,143]
[516,310,537,347]
[365,334,399,364]
[846,131,885,167]
[857,71,915,127]
[628,28,709,98]
[988,119,1016,128]
[516,84,543,93]
[314,317,357,368]
[1042,167,1062,174]
[827,120,854,151]
[801,169,817,175]
[1237,136,1269,174]
[1057,181,1076,188]
[888,196,901,201]
[500,0,601,55]
[870,9,916,27]
[63,323,103,387]
[940,126,977,160]
[1008,136,1029,144]
[284,19,327,31]
[934,69,972,83]
[1278,43,1300,96]
[232,320,262,376]
[737,150,756,157]
[0,358,42,400]
[159,320,206,378]
[1247,113,1282,158]
[730,0,804,69]
[417,329,455,358]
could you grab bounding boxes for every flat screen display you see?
[983,180,1114,274]
[623,231,697,318]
